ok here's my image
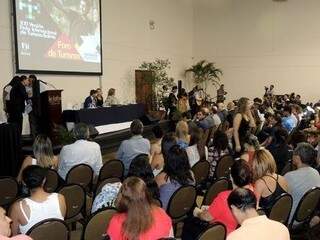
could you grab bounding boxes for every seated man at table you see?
[116,119,150,176]
[58,123,103,179]
[84,89,97,109]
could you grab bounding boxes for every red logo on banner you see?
[46,33,82,60]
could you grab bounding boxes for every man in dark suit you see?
[8,76,29,135]
[28,75,42,138]
[84,89,97,109]
[168,86,178,120]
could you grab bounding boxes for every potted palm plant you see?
[185,60,223,95]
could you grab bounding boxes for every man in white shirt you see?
[227,188,290,240]
[284,142,320,223]
[58,123,103,180]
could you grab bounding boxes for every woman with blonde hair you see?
[233,97,256,155]
[252,148,289,213]
[106,177,173,239]
[105,88,120,106]
[175,120,190,149]
[17,135,58,182]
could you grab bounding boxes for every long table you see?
[62,104,145,127]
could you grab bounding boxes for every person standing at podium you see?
[27,75,42,138]
[7,76,29,135]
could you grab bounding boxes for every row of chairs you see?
[0,159,125,208]
[2,176,320,239]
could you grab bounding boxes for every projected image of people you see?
[15,0,102,73]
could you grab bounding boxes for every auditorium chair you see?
[197,222,226,240]
[166,185,197,237]
[94,177,121,198]
[214,155,234,179]
[66,164,93,193]
[268,193,293,226]
[202,178,230,206]
[98,159,124,182]
[44,169,60,193]
[0,176,18,208]
[82,207,117,240]
[26,218,69,240]
[58,184,86,228]
[191,160,210,187]
[289,187,320,239]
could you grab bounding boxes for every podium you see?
[40,90,63,139]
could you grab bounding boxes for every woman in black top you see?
[233,97,256,156]
[252,148,289,214]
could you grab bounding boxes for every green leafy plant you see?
[139,58,175,110]
[139,58,174,88]
[185,60,223,94]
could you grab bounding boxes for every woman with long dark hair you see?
[155,145,195,210]
[127,154,160,200]
[106,177,173,240]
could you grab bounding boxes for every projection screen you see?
[13,0,102,75]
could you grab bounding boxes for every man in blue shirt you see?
[117,119,150,175]
[282,105,296,133]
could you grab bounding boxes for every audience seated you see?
[155,145,195,210]
[186,128,208,167]
[127,154,160,200]
[106,177,173,239]
[227,188,290,240]
[58,123,103,180]
[17,135,58,183]
[175,120,190,149]
[194,108,215,130]
[116,120,150,176]
[150,126,164,176]
[10,166,66,235]
[252,148,289,214]
[267,127,290,173]
[186,160,254,238]
[207,130,229,178]
[284,142,320,223]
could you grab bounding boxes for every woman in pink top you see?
[189,160,254,238]
[0,207,32,240]
[106,177,173,240]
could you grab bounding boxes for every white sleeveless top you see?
[19,193,64,234]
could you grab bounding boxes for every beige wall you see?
[2,0,320,122]
[0,0,194,121]
[194,0,320,103]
